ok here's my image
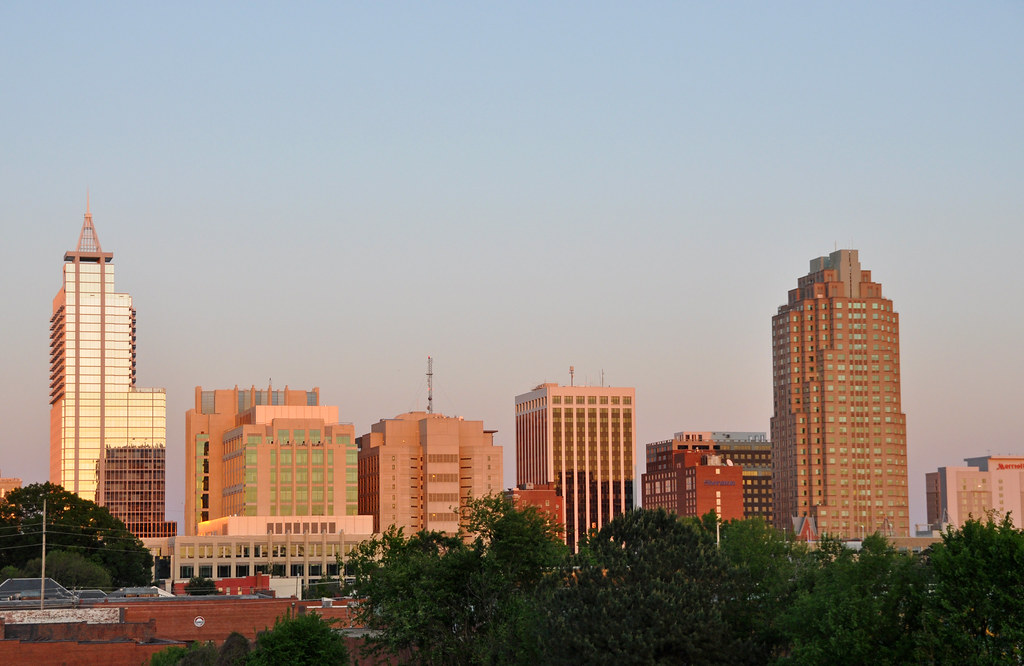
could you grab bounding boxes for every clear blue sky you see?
[2,3,1022,529]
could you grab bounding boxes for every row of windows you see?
[179,563,340,580]
[551,395,632,405]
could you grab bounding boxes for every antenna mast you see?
[427,356,434,414]
[569,366,575,387]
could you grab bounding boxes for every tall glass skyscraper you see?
[49,204,174,537]
[771,249,908,538]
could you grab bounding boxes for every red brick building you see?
[642,448,744,521]
[505,482,565,540]
[0,597,373,665]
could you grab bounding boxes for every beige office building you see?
[357,412,502,534]
[184,386,358,535]
[49,205,172,537]
[515,383,636,550]
[0,473,22,501]
[926,455,1024,530]
[771,249,909,538]
[145,515,373,588]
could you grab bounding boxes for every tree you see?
[540,508,745,664]
[718,516,810,661]
[0,482,152,587]
[303,575,342,600]
[917,514,1024,664]
[778,532,929,665]
[217,632,251,665]
[248,612,348,666]
[0,565,21,581]
[184,576,219,596]
[147,641,217,666]
[347,494,567,665]
[21,549,112,590]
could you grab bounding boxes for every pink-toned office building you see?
[515,383,636,551]
[184,386,358,536]
[771,249,909,538]
[925,455,1024,529]
[357,412,503,534]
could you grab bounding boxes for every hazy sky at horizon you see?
[2,3,1022,530]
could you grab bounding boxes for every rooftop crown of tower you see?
[65,198,113,263]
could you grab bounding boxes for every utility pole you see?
[40,498,46,610]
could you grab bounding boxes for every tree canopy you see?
[0,482,152,588]
[20,549,113,590]
[346,494,566,665]
[917,513,1024,664]
[183,576,219,596]
[543,508,756,664]
[777,533,929,665]
[341,506,1024,664]
[248,612,348,666]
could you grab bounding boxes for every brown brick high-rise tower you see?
[771,250,908,538]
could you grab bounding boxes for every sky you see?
[2,3,1022,530]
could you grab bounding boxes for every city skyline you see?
[3,5,1024,532]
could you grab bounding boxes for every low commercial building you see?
[643,431,771,521]
[505,483,565,538]
[925,455,1024,530]
[642,447,744,521]
[0,472,21,501]
[143,515,373,594]
[0,597,365,666]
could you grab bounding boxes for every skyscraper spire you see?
[75,197,102,254]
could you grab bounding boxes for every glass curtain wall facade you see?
[49,207,171,536]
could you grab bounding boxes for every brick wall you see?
[1,618,157,642]
[0,639,177,666]
[116,597,359,643]
[0,598,371,665]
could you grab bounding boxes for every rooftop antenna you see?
[601,369,605,387]
[427,356,434,414]
[569,365,575,387]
